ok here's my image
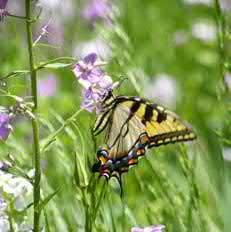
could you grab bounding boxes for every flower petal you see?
[98,75,113,89]
[79,78,92,89]
[0,113,11,141]
[73,63,85,78]
[0,0,8,9]
[131,225,165,232]
[83,53,97,65]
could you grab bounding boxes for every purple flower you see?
[0,0,8,9]
[38,75,58,97]
[82,0,111,24]
[131,225,165,232]
[34,20,64,47]
[0,161,11,171]
[47,22,64,46]
[0,113,12,141]
[0,0,8,21]
[81,87,103,113]
[73,53,103,88]
[73,53,118,114]
[81,75,117,113]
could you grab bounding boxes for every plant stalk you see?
[214,0,228,91]
[25,1,41,231]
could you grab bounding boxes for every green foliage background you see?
[0,0,230,231]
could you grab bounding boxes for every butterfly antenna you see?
[99,173,110,183]
[90,127,97,151]
[117,77,128,90]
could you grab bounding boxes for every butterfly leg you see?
[112,171,124,198]
[99,168,111,181]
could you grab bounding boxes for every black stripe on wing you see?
[93,108,113,136]
[107,101,141,149]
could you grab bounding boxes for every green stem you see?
[214,0,228,91]
[25,1,41,231]
[8,209,14,232]
[92,181,107,226]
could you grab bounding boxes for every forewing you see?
[106,101,146,160]
[93,107,113,136]
[93,93,116,136]
[135,103,196,147]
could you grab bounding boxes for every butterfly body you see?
[92,94,196,184]
[92,133,148,179]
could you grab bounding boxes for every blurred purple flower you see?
[225,73,231,91]
[38,0,74,19]
[0,161,11,172]
[38,75,58,98]
[47,22,64,46]
[0,0,8,21]
[82,0,111,24]
[131,225,165,232]
[0,113,12,141]
[0,0,8,9]
[35,20,64,47]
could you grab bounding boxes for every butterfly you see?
[91,92,196,193]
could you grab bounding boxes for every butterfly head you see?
[97,147,109,163]
[91,147,110,173]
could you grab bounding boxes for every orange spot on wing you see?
[137,148,145,156]
[128,158,138,165]
[140,134,150,144]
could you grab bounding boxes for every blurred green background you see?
[0,0,230,231]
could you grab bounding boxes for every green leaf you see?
[36,188,61,213]
[0,70,30,80]
[44,208,51,232]
[42,62,72,69]
[74,152,89,189]
[36,57,76,70]
[40,109,83,152]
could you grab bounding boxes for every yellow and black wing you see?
[93,96,196,160]
[134,100,196,147]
